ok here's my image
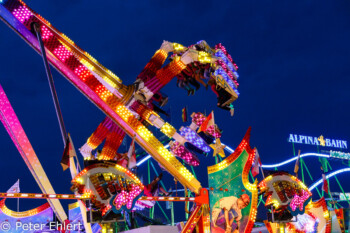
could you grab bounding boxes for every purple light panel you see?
[179,127,210,153]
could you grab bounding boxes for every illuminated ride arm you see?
[80,117,113,158]
[99,123,126,160]
[133,53,188,105]
[80,117,126,160]
[132,41,175,107]
[132,46,218,105]
[0,0,201,193]
[136,41,174,83]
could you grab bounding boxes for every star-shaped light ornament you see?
[318,135,326,146]
[210,138,226,158]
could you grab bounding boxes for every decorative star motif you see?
[210,138,226,158]
[318,135,326,146]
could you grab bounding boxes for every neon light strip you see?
[0,85,67,222]
[221,143,234,153]
[137,155,151,166]
[261,153,329,168]
[309,168,350,191]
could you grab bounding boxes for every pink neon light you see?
[0,85,66,221]
[113,184,142,210]
[40,25,54,41]
[53,45,72,62]
[74,65,91,81]
[170,141,199,166]
[217,60,234,80]
[0,86,35,161]
[289,190,311,211]
[192,112,206,126]
[206,125,222,138]
[215,44,238,69]
[12,6,32,23]
[216,60,239,87]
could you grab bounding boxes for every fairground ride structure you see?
[0,0,242,232]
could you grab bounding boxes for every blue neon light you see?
[136,140,348,197]
[215,50,236,73]
[309,168,350,191]
[261,153,329,168]
[179,127,210,153]
[136,155,151,166]
[214,67,240,96]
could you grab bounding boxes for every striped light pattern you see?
[214,67,240,96]
[0,192,85,200]
[215,50,238,76]
[215,43,238,70]
[216,60,238,86]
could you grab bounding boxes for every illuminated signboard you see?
[330,151,350,160]
[288,134,347,149]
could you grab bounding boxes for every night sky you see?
[0,0,350,222]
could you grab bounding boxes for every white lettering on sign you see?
[288,134,347,149]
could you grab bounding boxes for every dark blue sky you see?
[0,0,350,219]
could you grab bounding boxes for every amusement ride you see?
[0,0,349,233]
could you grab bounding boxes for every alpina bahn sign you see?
[288,134,348,149]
